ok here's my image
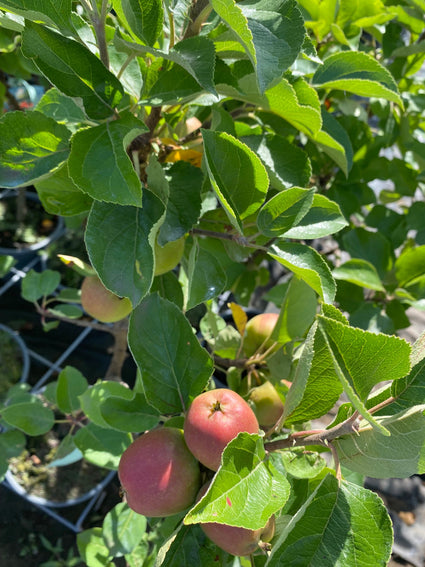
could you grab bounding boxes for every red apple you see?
[118,427,201,517]
[249,381,284,429]
[154,236,185,276]
[197,482,275,556]
[80,275,132,323]
[243,313,280,358]
[184,389,259,471]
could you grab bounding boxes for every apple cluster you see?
[118,388,276,557]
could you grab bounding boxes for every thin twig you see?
[87,0,110,68]
[264,411,361,453]
[183,0,212,39]
[36,304,128,336]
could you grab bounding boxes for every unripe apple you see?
[243,313,280,358]
[80,275,132,323]
[118,427,201,517]
[154,236,185,276]
[197,482,275,556]
[249,381,284,429]
[184,389,259,471]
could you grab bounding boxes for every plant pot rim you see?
[0,322,30,384]
[5,466,116,509]
[0,190,66,258]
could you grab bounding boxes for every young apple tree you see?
[1,0,425,565]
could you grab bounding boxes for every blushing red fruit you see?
[154,236,185,276]
[184,389,259,471]
[197,482,275,556]
[249,381,284,428]
[80,275,132,323]
[118,427,201,517]
[243,312,280,358]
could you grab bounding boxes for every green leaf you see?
[280,449,327,479]
[56,366,88,414]
[242,134,312,190]
[115,35,216,95]
[108,45,144,101]
[35,164,93,217]
[0,111,71,188]
[186,243,227,310]
[395,245,425,288]
[36,87,87,126]
[282,320,343,424]
[382,352,425,414]
[184,433,290,530]
[117,0,163,46]
[0,0,75,34]
[268,242,336,303]
[272,276,317,345]
[312,51,403,107]
[74,423,132,470]
[79,381,134,429]
[155,524,210,567]
[47,303,83,319]
[219,75,322,137]
[68,113,146,206]
[22,22,124,120]
[128,294,213,414]
[144,63,203,105]
[151,271,184,309]
[100,392,160,433]
[77,528,113,567]
[239,0,306,92]
[282,193,348,239]
[333,259,385,292]
[266,474,392,567]
[317,314,411,433]
[21,269,61,302]
[1,399,55,435]
[342,227,393,280]
[257,187,315,237]
[102,502,147,556]
[0,429,26,459]
[202,129,269,232]
[335,405,425,478]
[255,77,323,138]
[314,109,354,176]
[85,191,165,307]
[210,0,256,66]
[157,161,203,245]
[47,434,82,467]
[0,254,15,277]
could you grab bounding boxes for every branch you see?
[36,304,128,336]
[264,411,360,453]
[86,0,110,68]
[183,0,212,40]
[191,227,251,247]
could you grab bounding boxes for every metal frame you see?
[0,252,116,532]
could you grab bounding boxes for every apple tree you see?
[1,0,425,565]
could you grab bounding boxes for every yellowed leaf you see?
[228,302,248,336]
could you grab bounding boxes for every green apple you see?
[80,275,132,323]
[184,389,259,471]
[118,427,201,517]
[197,481,275,556]
[249,381,284,429]
[243,313,280,358]
[154,236,185,276]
